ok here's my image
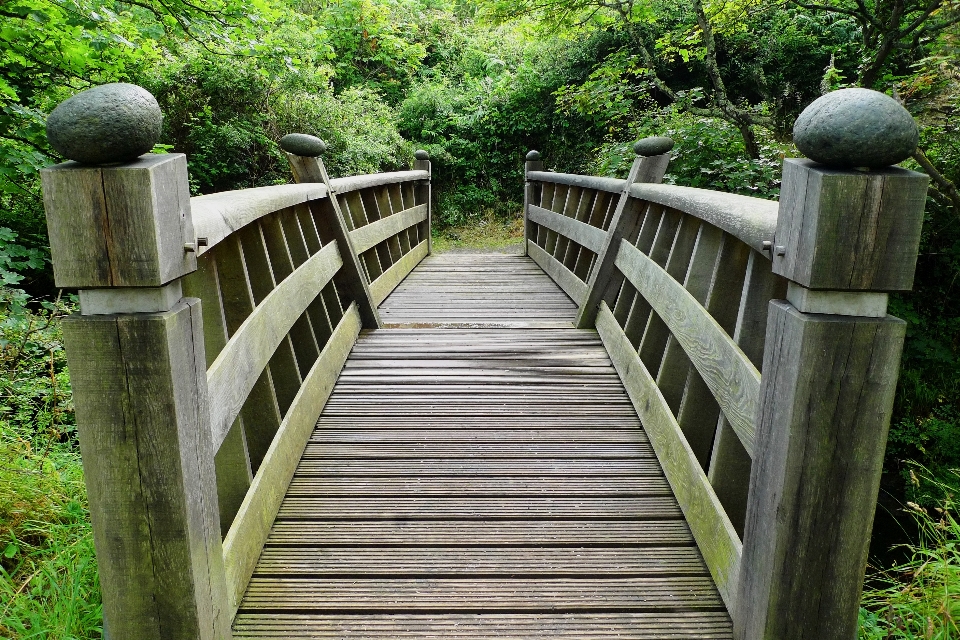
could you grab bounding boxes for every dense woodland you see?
[0,0,958,636]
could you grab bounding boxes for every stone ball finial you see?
[526,150,541,161]
[633,136,674,157]
[280,133,327,157]
[414,149,430,161]
[793,88,918,169]
[46,83,162,165]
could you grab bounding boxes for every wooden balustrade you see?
[523,145,929,639]
[42,145,432,639]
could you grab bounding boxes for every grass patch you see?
[431,214,524,253]
[859,467,960,639]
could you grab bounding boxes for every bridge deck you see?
[232,253,732,638]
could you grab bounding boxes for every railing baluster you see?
[623,208,682,347]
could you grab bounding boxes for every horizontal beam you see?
[191,183,328,254]
[350,204,428,254]
[527,240,587,306]
[370,240,429,306]
[630,183,778,256]
[330,171,430,195]
[596,301,741,613]
[615,240,760,457]
[207,242,342,451]
[221,302,361,617]
[527,171,626,194]
[528,205,607,254]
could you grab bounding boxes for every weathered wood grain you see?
[526,171,627,194]
[596,301,741,612]
[369,239,429,305]
[207,242,342,451]
[350,204,427,254]
[528,204,607,253]
[222,303,361,616]
[527,240,587,306]
[330,170,429,194]
[736,302,906,640]
[616,241,760,456]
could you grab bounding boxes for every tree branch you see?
[914,148,960,223]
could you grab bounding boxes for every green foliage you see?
[859,467,960,639]
[0,291,93,639]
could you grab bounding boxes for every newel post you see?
[736,89,929,640]
[281,134,381,328]
[523,150,543,255]
[574,136,673,328]
[41,84,231,639]
[414,149,433,254]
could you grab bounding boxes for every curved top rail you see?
[192,183,328,254]
[331,170,429,195]
[527,171,626,194]
[630,183,777,255]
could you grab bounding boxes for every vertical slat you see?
[552,185,581,262]
[373,185,405,260]
[656,223,726,414]
[543,184,568,255]
[238,223,302,417]
[675,235,751,467]
[260,212,321,375]
[535,183,555,247]
[637,214,700,372]
[579,190,612,280]
[215,235,282,472]
[611,202,662,326]
[622,209,682,347]
[182,252,252,536]
[387,182,413,254]
[708,250,787,535]
[284,205,335,347]
[563,189,594,272]
[341,191,380,281]
[361,188,397,268]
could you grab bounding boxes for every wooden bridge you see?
[42,99,929,640]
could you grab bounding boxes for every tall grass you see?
[0,289,102,639]
[859,467,960,639]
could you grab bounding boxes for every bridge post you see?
[281,134,382,328]
[523,150,543,256]
[574,137,673,328]
[42,151,232,638]
[414,149,432,254]
[736,91,929,640]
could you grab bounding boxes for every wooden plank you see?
[62,300,230,639]
[596,301,741,612]
[528,204,607,253]
[527,171,626,194]
[737,301,906,640]
[191,183,327,254]
[370,239,429,306]
[222,303,362,616]
[527,240,586,306]
[330,170,429,194]
[207,242,342,451]
[231,613,733,638]
[349,204,427,254]
[615,241,760,457]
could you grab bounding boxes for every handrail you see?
[629,183,778,255]
[191,182,328,254]
[330,169,429,194]
[524,140,929,639]
[527,171,626,194]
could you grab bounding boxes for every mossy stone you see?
[793,88,918,168]
[46,83,162,165]
[280,133,327,157]
[633,136,674,157]
[526,150,541,161]
[414,149,430,160]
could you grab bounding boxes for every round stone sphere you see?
[793,88,918,168]
[633,136,674,157]
[46,83,162,165]
[280,133,327,157]
[414,149,430,161]
[526,150,541,161]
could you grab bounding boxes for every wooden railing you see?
[41,141,431,639]
[524,142,929,639]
